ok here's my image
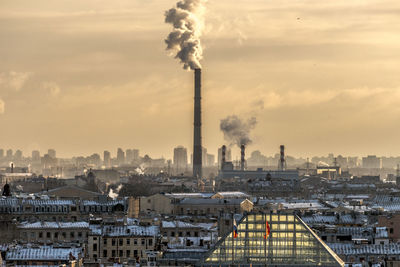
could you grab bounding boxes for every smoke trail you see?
[108,184,123,199]
[220,115,257,147]
[164,0,206,70]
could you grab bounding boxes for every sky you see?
[1,0,400,159]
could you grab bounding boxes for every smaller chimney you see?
[11,163,14,173]
[221,145,226,170]
[240,144,245,171]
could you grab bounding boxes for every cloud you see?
[41,81,61,96]
[0,99,4,114]
[0,71,32,91]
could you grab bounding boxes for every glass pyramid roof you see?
[199,213,344,266]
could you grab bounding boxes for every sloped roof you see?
[199,213,344,267]
[6,247,82,261]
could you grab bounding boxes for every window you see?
[104,238,107,245]
[178,232,183,237]
[119,239,123,246]
[127,250,131,257]
[390,228,394,234]
[39,232,43,238]
[141,239,145,245]
[103,250,107,257]
[112,239,116,246]
[119,250,123,257]
[78,232,82,238]
[134,239,137,245]
[127,238,130,245]
[112,250,116,257]
[46,232,51,238]
[134,250,138,257]
[170,232,175,237]
[186,231,191,237]
[148,239,153,246]
[70,232,75,238]
[93,244,97,251]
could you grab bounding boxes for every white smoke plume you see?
[164,0,206,70]
[220,115,257,147]
[108,184,123,199]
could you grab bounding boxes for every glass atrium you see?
[199,213,344,267]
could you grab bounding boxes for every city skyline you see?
[1,0,400,158]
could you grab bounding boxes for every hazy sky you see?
[1,0,400,159]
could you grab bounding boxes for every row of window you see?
[21,231,88,239]
[164,231,199,237]
[0,205,124,213]
[103,238,153,247]
[101,249,144,259]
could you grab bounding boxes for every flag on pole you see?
[233,218,238,238]
[264,219,270,240]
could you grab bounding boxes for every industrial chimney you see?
[240,144,245,171]
[279,145,286,171]
[221,145,226,170]
[193,68,202,178]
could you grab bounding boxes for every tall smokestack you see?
[279,145,286,171]
[221,145,226,170]
[193,68,202,178]
[240,144,245,171]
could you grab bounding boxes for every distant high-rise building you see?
[117,148,125,165]
[14,150,23,161]
[6,149,13,160]
[202,147,208,167]
[0,149,4,159]
[206,153,215,167]
[104,151,111,168]
[218,147,232,167]
[336,155,348,168]
[126,149,133,164]
[173,146,188,173]
[347,157,358,168]
[132,149,139,162]
[32,150,41,161]
[362,155,381,169]
[48,149,56,159]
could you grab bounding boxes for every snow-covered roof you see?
[6,247,82,261]
[328,243,400,255]
[179,198,251,205]
[212,192,249,198]
[19,221,89,229]
[102,225,159,237]
[301,214,369,225]
[23,199,74,206]
[82,199,125,206]
[164,193,213,199]
[373,195,400,212]
[162,221,200,229]
[161,221,215,230]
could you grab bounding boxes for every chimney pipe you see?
[240,144,245,171]
[221,145,226,170]
[279,145,286,171]
[193,68,202,178]
[11,163,14,174]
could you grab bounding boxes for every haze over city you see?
[1,0,400,158]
